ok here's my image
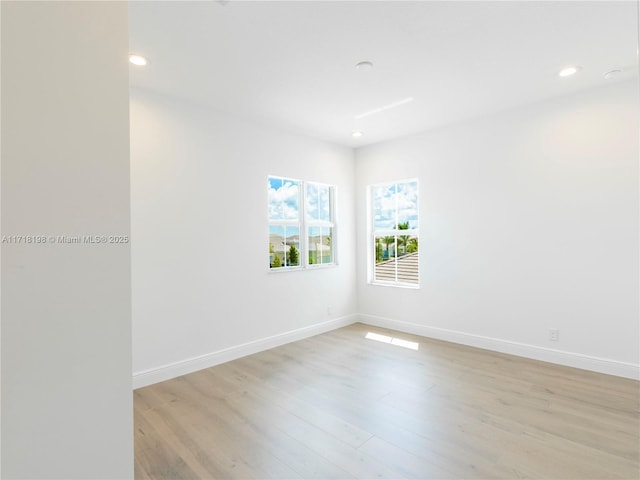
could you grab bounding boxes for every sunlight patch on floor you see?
[365,331,419,350]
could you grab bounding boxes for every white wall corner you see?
[133,314,359,389]
[357,314,640,381]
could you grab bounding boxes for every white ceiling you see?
[129,1,639,148]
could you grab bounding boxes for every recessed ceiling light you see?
[604,69,623,80]
[129,54,148,66]
[558,65,581,77]
[352,131,364,138]
[355,61,373,71]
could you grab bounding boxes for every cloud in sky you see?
[268,176,299,220]
[306,182,331,222]
[373,180,419,230]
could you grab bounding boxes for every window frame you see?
[368,178,420,288]
[268,175,337,272]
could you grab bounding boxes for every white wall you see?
[1,2,133,478]
[355,80,639,378]
[131,88,357,385]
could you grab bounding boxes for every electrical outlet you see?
[549,328,559,341]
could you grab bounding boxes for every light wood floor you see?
[134,323,640,479]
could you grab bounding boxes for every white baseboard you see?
[358,314,640,380]
[133,312,639,388]
[132,314,358,389]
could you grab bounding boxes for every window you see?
[268,176,301,269]
[268,176,335,270]
[370,179,419,286]
[305,182,335,266]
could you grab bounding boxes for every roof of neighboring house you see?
[269,234,300,253]
[375,252,419,284]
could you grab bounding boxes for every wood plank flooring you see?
[134,323,640,479]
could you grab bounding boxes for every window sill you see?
[268,263,338,273]
[368,281,420,289]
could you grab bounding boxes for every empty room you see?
[2,1,639,479]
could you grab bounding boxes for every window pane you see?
[396,252,419,284]
[398,234,418,255]
[269,225,300,268]
[269,225,285,268]
[318,185,331,222]
[268,177,284,220]
[373,184,396,230]
[397,180,419,229]
[282,179,300,220]
[308,226,321,265]
[305,182,319,221]
[283,226,300,266]
[268,176,299,221]
[321,227,333,264]
[373,234,418,284]
[396,234,419,284]
[308,226,333,265]
[374,235,397,282]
